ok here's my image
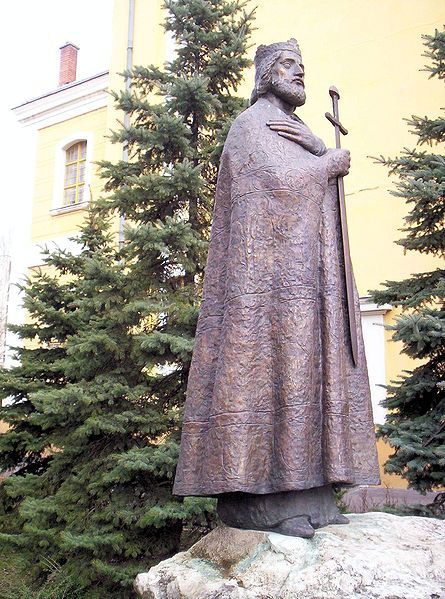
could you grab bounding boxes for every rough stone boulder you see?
[134,512,445,599]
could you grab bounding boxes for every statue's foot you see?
[312,512,350,528]
[270,516,315,538]
[330,513,349,525]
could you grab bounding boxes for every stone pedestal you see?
[134,512,445,599]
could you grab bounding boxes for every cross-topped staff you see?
[325,86,358,367]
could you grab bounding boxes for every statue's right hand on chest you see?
[267,119,327,157]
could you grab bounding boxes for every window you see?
[51,133,92,215]
[63,141,87,206]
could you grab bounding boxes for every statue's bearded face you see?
[270,50,306,107]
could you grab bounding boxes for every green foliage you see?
[0,1,254,595]
[333,485,348,514]
[0,545,84,599]
[371,30,445,496]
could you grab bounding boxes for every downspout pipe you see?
[119,0,135,248]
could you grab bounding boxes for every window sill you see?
[50,201,89,216]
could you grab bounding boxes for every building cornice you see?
[12,71,109,130]
[360,296,392,315]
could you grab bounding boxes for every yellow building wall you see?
[31,106,108,246]
[107,1,444,489]
[18,1,443,489]
[106,0,169,165]
[377,437,407,489]
[250,1,444,490]
[108,0,444,481]
[109,0,443,292]
[247,0,444,298]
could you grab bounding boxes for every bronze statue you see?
[173,39,380,538]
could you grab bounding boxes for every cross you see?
[325,86,359,367]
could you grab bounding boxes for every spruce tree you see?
[372,30,445,507]
[0,208,211,596]
[0,251,80,539]
[0,0,254,595]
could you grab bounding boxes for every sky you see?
[0,1,113,355]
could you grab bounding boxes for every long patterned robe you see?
[173,97,380,496]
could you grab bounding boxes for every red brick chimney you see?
[59,42,79,86]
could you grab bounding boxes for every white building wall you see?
[360,301,391,424]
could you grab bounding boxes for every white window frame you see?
[51,132,93,215]
[360,298,392,424]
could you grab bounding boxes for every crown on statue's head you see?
[250,38,303,105]
[254,38,302,67]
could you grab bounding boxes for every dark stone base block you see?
[217,484,349,537]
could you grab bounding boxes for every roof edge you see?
[12,70,109,111]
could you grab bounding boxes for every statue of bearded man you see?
[173,39,380,538]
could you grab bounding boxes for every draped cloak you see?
[173,97,380,496]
